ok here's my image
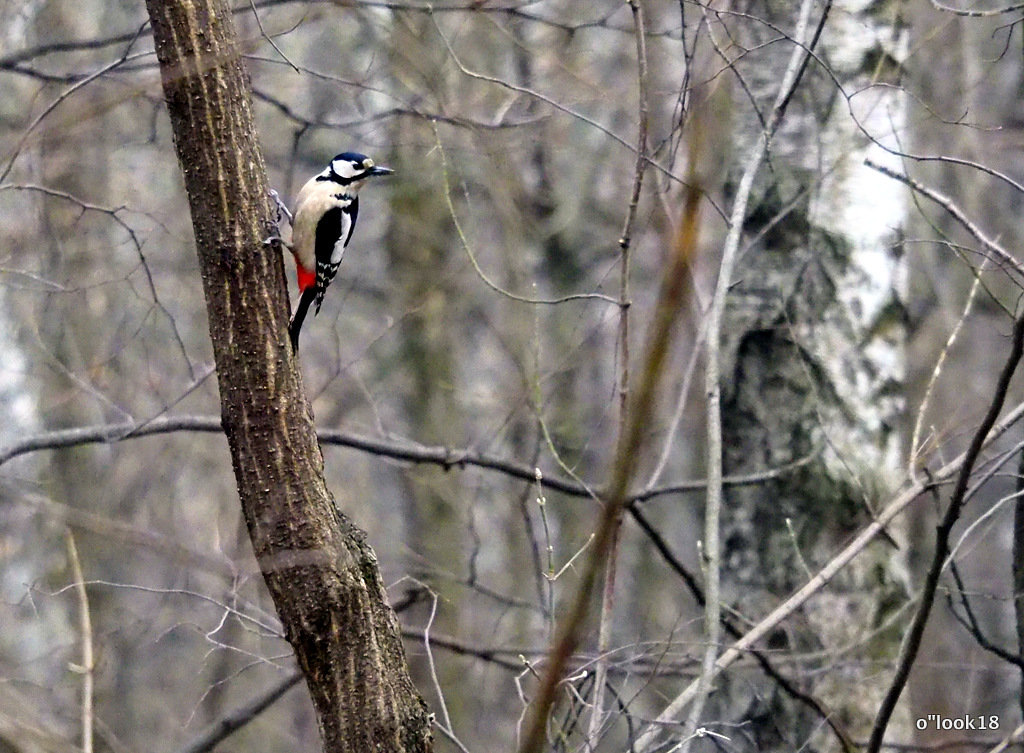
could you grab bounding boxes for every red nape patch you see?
[296,265,316,292]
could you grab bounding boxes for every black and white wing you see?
[312,207,342,314]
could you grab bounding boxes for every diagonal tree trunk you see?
[142,1,432,751]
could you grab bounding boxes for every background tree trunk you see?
[142,1,432,751]
[712,2,910,748]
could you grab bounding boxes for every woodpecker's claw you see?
[263,233,294,255]
[262,222,285,248]
[264,189,294,249]
[269,188,293,224]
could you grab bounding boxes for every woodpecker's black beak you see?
[367,165,394,177]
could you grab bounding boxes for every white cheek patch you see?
[331,158,361,180]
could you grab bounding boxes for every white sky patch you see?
[0,294,37,444]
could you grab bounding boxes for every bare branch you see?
[0,27,148,183]
[910,260,987,479]
[177,672,303,753]
[867,311,1024,752]
[1,416,817,508]
[671,2,829,749]
[519,66,699,753]
[865,159,1024,280]
[246,0,299,72]
[620,395,1024,752]
[928,0,1024,16]
[0,183,197,375]
[591,1,651,745]
[433,128,619,307]
[0,416,224,467]
[946,557,1024,670]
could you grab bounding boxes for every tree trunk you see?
[713,1,909,748]
[142,1,432,751]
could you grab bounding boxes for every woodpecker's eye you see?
[362,158,374,169]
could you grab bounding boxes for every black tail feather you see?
[289,287,317,351]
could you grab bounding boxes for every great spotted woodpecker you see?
[285,151,393,350]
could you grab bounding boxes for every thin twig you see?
[628,505,856,752]
[433,126,618,307]
[865,159,1024,279]
[928,0,1024,17]
[0,183,199,378]
[423,590,453,733]
[427,11,714,204]
[984,723,1024,753]
[642,184,807,492]
[590,1,651,746]
[946,554,1024,670]
[642,306,707,493]
[910,259,987,479]
[615,0,651,257]
[65,531,94,753]
[0,25,148,183]
[247,0,299,72]
[400,580,472,753]
[517,78,699,753]
[678,1,825,750]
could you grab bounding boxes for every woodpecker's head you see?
[321,151,394,187]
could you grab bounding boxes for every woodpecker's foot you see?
[263,189,292,248]
[269,188,293,224]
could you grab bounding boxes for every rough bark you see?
[142,1,432,751]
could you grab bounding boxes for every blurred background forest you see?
[3,1,1024,752]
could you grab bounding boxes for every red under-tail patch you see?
[296,264,316,292]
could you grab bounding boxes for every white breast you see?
[291,177,354,272]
